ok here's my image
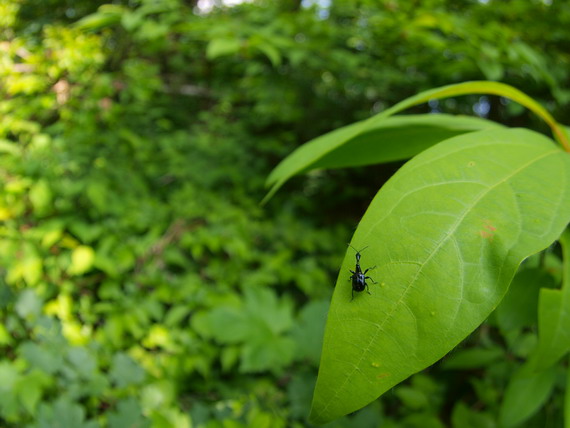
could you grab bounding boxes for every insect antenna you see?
[348,244,368,254]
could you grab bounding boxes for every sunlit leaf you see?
[310,128,570,423]
[68,245,96,276]
[29,180,53,216]
[206,38,241,59]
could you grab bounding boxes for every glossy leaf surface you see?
[309,128,570,424]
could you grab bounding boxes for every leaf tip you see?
[308,406,327,426]
[260,181,284,206]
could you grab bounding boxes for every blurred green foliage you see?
[0,0,569,426]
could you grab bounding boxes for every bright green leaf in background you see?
[206,38,241,60]
[310,128,570,423]
[107,398,149,428]
[109,353,146,388]
[34,396,98,428]
[192,288,296,374]
[14,370,53,415]
[28,180,52,216]
[68,245,95,276]
[452,401,495,428]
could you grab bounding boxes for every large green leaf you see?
[309,128,570,424]
[527,229,570,370]
[264,81,569,204]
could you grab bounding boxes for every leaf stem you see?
[368,81,570,153]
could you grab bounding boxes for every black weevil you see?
[348,245,377,301]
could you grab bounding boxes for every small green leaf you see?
[108,398,150,428]
[528,230,570,370]
[15,369,52,414]
[287,370,317,419]
[0,324,11,345]
[245,287,293,335]
[395,387,429,410]
[401,413,446,428]
[198,306,251,343]
[310,128,570,423]
[206,38,241,59]
[495,268,550,332]
[36,396,98,428]
[256,43,281,67]
[164,305,190,327]
[110,353,145,388]
[75,5,125,30]
[67,347,97,379]
[564,367,570,428]
[499,366,557,427]
[68,245,96,275]
[0,139,22,155]
[221,346,240,372]
[0,361,19,393]
[0,363,22,418]
[29,179,53,216]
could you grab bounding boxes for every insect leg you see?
[363,266,376,274]
[366,282,371,295]
[365,276,377,284]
